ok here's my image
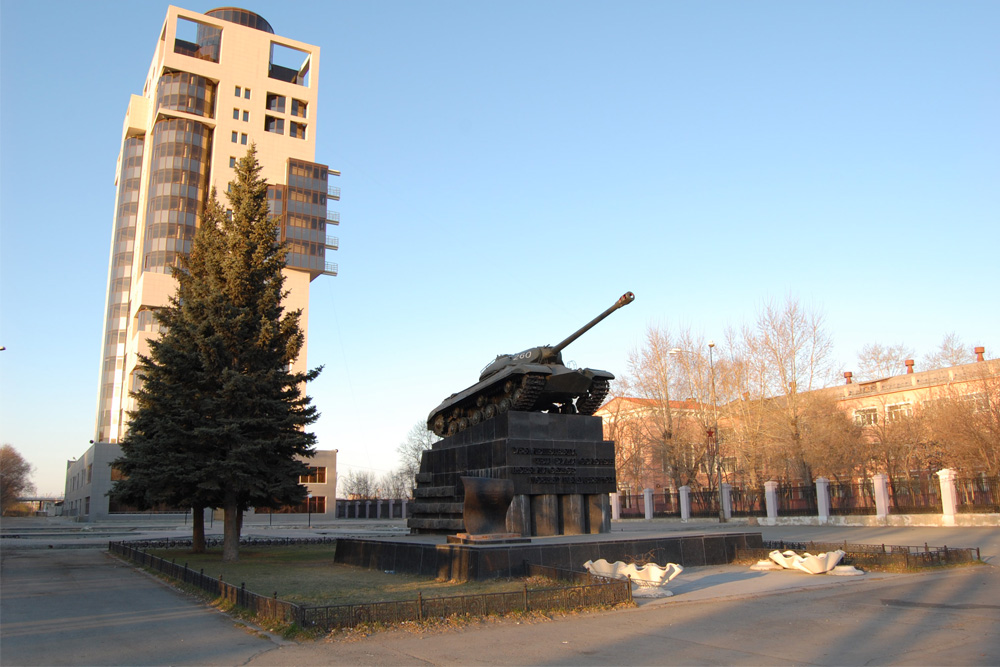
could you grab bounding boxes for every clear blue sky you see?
[2,1,998,495]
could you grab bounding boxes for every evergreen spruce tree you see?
[112,196,230,552]
[114,145,321,561]
[205,145,320,561]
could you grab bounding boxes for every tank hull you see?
[427,363,613,437]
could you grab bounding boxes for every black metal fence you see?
[689,490,719,517]
[956,476,1000,514]
[889,479,942,514]
[730,486,765,517]
[108,542,304,623]
[302,564,630,630]
[617,490,681,518]
[735,539,980,572]
[828,481,877,515]
[777,483,817,516]
[109,542,632,632]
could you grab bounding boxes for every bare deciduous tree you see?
[923,333,976,370]
[396,421,439,483]
[1,444,35,515]
[924,362,1000,475]
[855,342,915,381]
[340,469,379,499]
[738,296,836,481]
[378,469,413,500]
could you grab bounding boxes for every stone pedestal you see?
[408,411,617,536]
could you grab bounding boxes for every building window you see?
[266,93,286,113]
[240,133,248,145]
[242,110,249,122]
[291,98,307,118]
[173,16,221,63]
[289,122,306,139]
[300,466,327,484]
[233,108,240,120]
[244,87,251,99]
[887,403,913,422]
[264,116,284,134]
[854,407,878,426]
[229,156,236,168]
[963,392,989,413]
[269,42,311,86]
[235,85,242,97]
[231,130,238,143]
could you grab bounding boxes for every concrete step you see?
[409,502,463,515]
[413,486,459,499]
[406,517,465,531]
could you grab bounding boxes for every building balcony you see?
[325,235,339,250]
[323,262,338,276]
[326,210,340,224]
[328,185,340,200]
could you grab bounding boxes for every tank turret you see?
[428,292,634,437]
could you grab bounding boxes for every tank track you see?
[510,373,547,411]
[434,373,608,436]
[575,378,610,416]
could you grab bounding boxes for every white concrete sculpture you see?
[583,558,683,588]
[767,549,845,574]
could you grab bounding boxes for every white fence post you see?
[936,468,958,526]
[610,492,621,520]
[815,477,830,524]
[679,485,691,521]
[643,488,654,520]
[873,474,890,520]
[721,483,733,520]
[764,480,779,526]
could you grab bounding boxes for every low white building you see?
[64,443,337,522]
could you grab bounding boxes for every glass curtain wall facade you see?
[96,137,143,441]
[93,6,337,445]
[142,117,213,273]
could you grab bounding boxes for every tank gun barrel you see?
[549,291,635,359]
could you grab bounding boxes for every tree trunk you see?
[222,502,243,562]
[191,505,206,554]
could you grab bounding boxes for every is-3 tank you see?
[427,292,635,437]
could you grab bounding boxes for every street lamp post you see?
[708,341,726,523]
[307,494,313,528]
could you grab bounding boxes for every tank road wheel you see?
[447,420,459,436]
[511,387,523,405]
[476,395,487,408]
[497,397,511,413]
[469,409,483,426]
[432,414,446,437]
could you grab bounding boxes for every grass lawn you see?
[147,544,553,607]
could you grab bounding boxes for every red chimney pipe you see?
[975,346,985,362]
[844,371,853,384]
[905,359,914,374]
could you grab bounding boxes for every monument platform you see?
[334,529,763,582]
[408,411,617,536]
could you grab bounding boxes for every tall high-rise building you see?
[95,6,338,443]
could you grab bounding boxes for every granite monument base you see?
[334,531,764,582]
[409,412,617,536]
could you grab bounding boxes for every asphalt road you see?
[0,548,280,666]
[2,519,999,666]
[250,566,1000,666]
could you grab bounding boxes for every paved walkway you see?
[2,518,999,665]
